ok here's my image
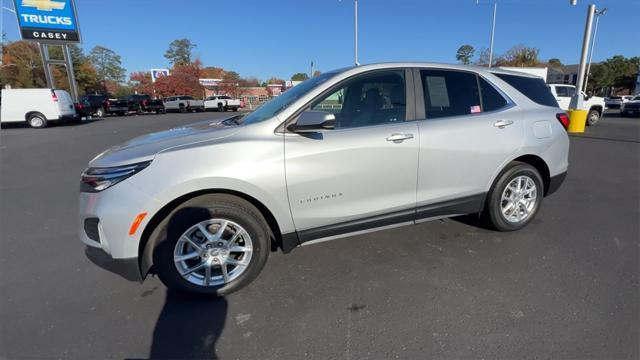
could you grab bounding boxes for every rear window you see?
[494,73,558,107]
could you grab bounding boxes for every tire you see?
[586,109,600,126]
[179,105,187,113]
[217,103,224,112]
[232,107,238,112]
[27,113,48,128]
[95,107,105,118]
[152,194,270,296]
[136,107,144,115]
[483,162,543,232]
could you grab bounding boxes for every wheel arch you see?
[589,104,603,115]
[511,154,551,196]
[138,188,284,278]
[25,111,46,121]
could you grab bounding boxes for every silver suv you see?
[80,63,569,295]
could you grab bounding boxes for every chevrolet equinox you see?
[80,63,569,295]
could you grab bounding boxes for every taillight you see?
[142,100,147,106]
[106,100,111,107]
[51,90,58,102]
[556,113,570,130]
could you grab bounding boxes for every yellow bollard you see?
[567,109,587,133]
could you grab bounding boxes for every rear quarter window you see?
[494,73,558,107]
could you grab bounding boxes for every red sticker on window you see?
[470,105,481,113]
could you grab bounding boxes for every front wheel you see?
[153,194,270,296]
[95,107,105,118]
[586,109,600,126]
[483,162,543,231]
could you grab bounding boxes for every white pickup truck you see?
[547,84,605,126]
[204,95,241,112]
[163,96,205,113]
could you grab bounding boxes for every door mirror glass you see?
[290,111,336,132]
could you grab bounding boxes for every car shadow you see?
[145,205,230,359]
[149,290,228,359]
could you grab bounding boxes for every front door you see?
[284,69,419,242]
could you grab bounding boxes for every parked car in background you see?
[80,63,569,296]
[1,88,76,128]
[164,96,205,113]
[620,95,640,117]
[80,94,129,117]
[605,95,633,109]
[126,94,165,114]
[74,98,93,121]
[204,95,241,112]
[547,84,605,125]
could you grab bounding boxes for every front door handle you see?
[494,120,514,128]
[386,133,414,143]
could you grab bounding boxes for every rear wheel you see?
[95,107,105,118]
[483,162,543,231]
[218,103,224,112]
[179,105,187,113]
[153,194,270,296]
[586,109,600,126]
[27,113,48,128]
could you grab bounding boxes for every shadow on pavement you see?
[149,291,227,359]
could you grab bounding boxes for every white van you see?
[0,88,76,128]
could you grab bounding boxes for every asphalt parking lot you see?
[1,111,638,359]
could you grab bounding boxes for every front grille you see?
[84,218,101,243]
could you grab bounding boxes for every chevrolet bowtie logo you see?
[22,0,66,11]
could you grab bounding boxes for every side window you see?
[479,77,508,112]
[555,87,568,97]
[421,69,481,119]
[311,70,406,129]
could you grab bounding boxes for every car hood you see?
[89,117,241,168]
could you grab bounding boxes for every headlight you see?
[81,161,151,193]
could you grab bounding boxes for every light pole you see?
[568,3,596,110]
[354,0,359,66]
[583,8,607,93]
[477,0,497,67]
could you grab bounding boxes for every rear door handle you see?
[386,133,414,143]
[494,120,514,128]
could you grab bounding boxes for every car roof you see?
[335,62,545,79]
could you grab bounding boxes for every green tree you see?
[291,72,309,81]
[89,45,126,83]
[165,39,196,66]
[456,45,475,65]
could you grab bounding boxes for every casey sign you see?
[13,0,81,42]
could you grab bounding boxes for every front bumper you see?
[622,108,640,117]
[85,246,142,282]
[79,180,161,269]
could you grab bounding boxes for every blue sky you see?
[2,0,638,80]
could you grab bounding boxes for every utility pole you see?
[354,0,359,66]
[488,1,497,67]
[583,8,607,93]
[569,4,596,110]
[310,61,314,78]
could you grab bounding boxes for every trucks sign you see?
[13,0,81,42]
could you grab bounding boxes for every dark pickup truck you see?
[125,94,165,114]
[80,94,129,117]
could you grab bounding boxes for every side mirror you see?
[290,110,335,133]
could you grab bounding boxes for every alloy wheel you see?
[173,218,253,287]
[500,175,538,223]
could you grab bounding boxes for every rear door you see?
[285,69,419,240]
[414,68,522,220]
[54,90,75,116]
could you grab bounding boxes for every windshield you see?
[241,70,341,125]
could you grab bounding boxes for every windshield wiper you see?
[222,116,242,126]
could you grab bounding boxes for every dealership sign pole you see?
[12,0,82,101]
